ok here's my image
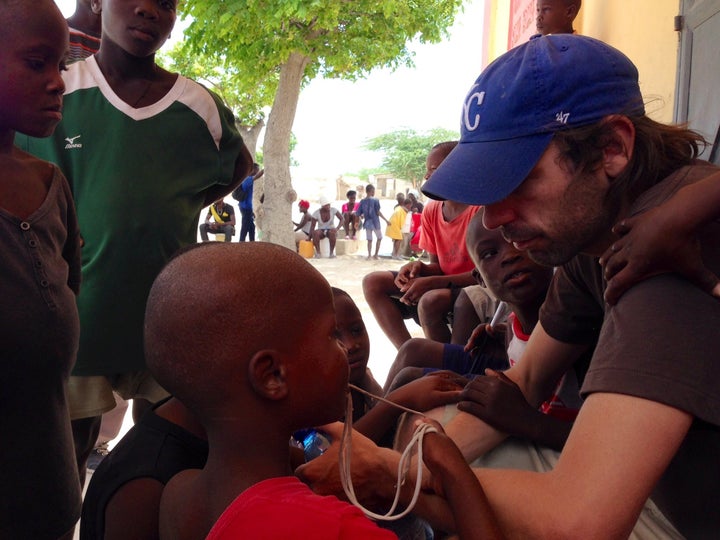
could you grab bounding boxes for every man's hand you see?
[295,422,401,511]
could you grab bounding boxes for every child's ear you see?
[248,351,288,401]
[601,115,635,180]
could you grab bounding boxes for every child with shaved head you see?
[145,242,395,539]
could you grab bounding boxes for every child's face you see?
[333,294,370,385]
[95,0,177,58]
[467,219,554,306]
[0,1,68,138]
[536,0,574,35]
[293,294,349,422]
[424,148,451,180]
[365,187,374,197]
[347,194,356,204]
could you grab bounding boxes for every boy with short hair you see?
[536,0,581,35]
[356,184,389,260]
[17,0,252,484]
[66,0,101,62]
[389,210,585,451]
[147,243,396,539]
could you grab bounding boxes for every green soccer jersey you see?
[18,56,244,375]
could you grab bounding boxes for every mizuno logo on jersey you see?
[65,135,82,149]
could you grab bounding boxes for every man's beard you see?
[503,173,622,267]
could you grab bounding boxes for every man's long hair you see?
[553,115,706,203]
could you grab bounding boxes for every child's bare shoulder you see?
[159,469,204,539]
[0,149,55,215]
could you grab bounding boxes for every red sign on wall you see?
[508,0,537,49]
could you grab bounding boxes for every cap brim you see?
[421,132,554,205]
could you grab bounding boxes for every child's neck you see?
[94,45,177,108]
[66,9,101,37]
[508,293,546,336]
[203,423,295,491]
[95,46,158,81]
[441,200,469,221]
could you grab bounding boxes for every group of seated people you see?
[292,186,425,259]
[79,36,720,540]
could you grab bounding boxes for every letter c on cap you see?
[463,90,485,131]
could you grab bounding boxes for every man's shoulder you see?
[633,161,719,214]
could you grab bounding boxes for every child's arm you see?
[353,374,464,443]
[202,144,253,207]
[458,369,572,451]
[600,171,720,305]
[397,259,477,305]
[419,419,505,540]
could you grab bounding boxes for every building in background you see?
[481,0,719,164]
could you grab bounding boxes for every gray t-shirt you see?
[0,166,82,537]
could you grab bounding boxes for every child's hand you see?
[457,369,539,438]
[415,418,472,499]
[389,372,464,412]
[600,208,720,305]
[395,261,424,287]
[463,322,505,352]
[398,276,435,305]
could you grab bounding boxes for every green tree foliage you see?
[365,128,459,187]
[179,0,465,248]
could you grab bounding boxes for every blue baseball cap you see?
[422,35,645,205]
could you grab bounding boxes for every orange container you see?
[299,240,315,259]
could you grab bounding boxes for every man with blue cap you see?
[298,34,719,539]
[419,34,720,538]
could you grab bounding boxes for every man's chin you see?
[527,248,574,267]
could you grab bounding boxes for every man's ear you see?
[248,350,288,401]
[90,0,102,15]
[602,115,635,180]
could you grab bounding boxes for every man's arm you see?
[446,323,587,461]
[335,210,344,230]
[472,392,692,539]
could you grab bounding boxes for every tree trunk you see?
[238,119,265,157]
[256,51,309,250]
